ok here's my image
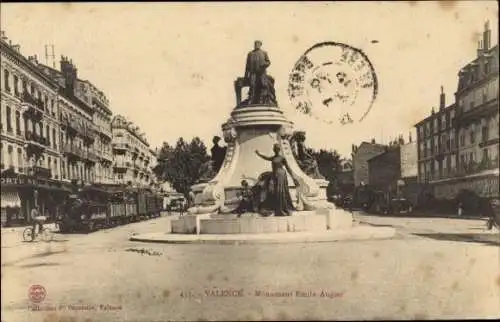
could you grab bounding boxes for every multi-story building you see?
[351,140,386,187]
[38,57,99,185]
[400,135,418,179]
[111,115,155,187]
[415,89,458,184]
[1,32,67,225]
[415,21,499,205]
[75,79,114,184]
[1,30,160,226]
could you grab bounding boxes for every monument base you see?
[171,208,353,235]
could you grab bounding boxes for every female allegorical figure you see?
[255,143,298,216]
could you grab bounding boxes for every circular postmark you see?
[288,42,378,125]
[28,284,47,303]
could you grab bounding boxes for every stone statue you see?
[235,40,278,107]
[210,136,227,173]
[254,144,298,216]
[197,136,227,183]
[291,131,325,180]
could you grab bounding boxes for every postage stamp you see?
[288,42,378,126]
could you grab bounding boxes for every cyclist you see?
[30,206,45,241]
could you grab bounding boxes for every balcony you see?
[114,161,131,170]
[82,150,99,163]
[98,151,113,162]
[97,126,112,140]
[26,166,52,179]
[455,98,498,127]
[63,144,84,159]
[25,131,49,148]
[82,125,97,143]
[112,142,129,151]
[479,137,500,149]
[21,92,45,111]
[447,157,499,179]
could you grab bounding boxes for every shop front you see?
[1,169,72,226]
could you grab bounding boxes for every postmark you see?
[288,42,378,125]
[28,284,47,303]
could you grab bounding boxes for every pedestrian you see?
[30,206,45,241]
[457,202,463,217]
[483,199,496,230]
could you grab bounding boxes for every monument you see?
[172,41,354,234]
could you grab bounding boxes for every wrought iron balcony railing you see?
[63,144,84,159]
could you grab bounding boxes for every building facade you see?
[415,21,499,202]
[1,33,68,224]
[368,146,401,193]
[111,115,156,188]
[400,140,418,179]
[351,140,386,187]
[1,31,159,226]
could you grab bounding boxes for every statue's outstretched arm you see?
[255,150,272,161]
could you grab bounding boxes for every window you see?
[470,129,475,144]
[13,75,19,96]
[460,134,465,147]
[0,143,3,169]
[483,148,489,162]
[469,152,474,162]
[15,111,21,135]
[54,159,58,178]
[7,145,13,167]
[48,157,52,172]
[46,125,50,145]
[22,79,27,93]
[3,69,10,92]
[6,106,12,132]
[30,83,34,95]
[482,126,489,142]
[17,148,22,170]
[38,123,43,137]
[53,129,57,148]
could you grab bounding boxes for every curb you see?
[129,226,397,245]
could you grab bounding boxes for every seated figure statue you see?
[234,40,278,107]
[291,131,324,180]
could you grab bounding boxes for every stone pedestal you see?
[188,104,333,215]
[171,208,354,235]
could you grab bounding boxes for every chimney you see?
[477,40,483,57]
[11,44,20,52]
[483,20,491,51]
[371,138,376,144]
[409,131,412,143]
[431,107,435,115]
[439,86,445,110]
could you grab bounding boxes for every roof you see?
[367,146,400,163]
[414,103,457,127]
[0,40,59,89]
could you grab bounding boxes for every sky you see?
[1,2,498,158]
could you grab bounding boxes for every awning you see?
[1,190,21,208]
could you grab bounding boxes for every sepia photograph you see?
[1,2,499,321]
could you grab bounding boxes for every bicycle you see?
[23,224,54,242]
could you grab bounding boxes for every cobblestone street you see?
[2,213,499,321]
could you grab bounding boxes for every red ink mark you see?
[28,285,46,303]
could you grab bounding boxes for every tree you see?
[153,137,210,195]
